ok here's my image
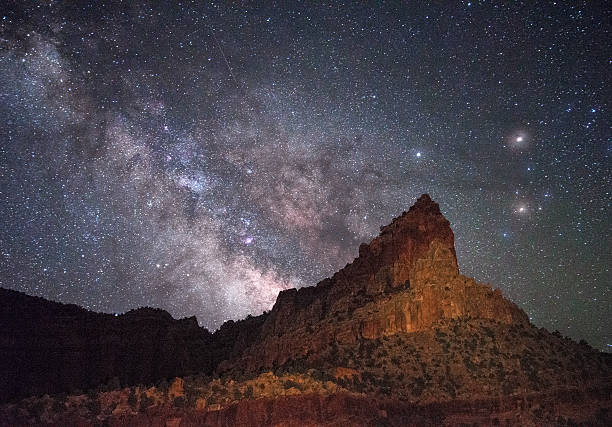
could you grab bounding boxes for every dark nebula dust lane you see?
[0,2,609,349]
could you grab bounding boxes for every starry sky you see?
[0,2,610,350]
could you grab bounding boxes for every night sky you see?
[1,2,610,350]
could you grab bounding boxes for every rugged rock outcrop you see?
[109,387,612,427]
[218,195,528,373]
[0,194,569,400]
[265,194,459,328]
[3,381,610,426]
[358,239,529,339]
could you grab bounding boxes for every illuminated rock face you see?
[261,193,460,335]
[326,193,459,301]
[358,239,529,339]
[219,195,528,373]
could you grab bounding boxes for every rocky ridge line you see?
[217,194,528,374]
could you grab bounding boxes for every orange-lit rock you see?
[168,378,184,400]
[220,196,528,374]
[334,367,361,380]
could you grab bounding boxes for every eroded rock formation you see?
[219,194,528,373]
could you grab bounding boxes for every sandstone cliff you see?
[218,194,528,374]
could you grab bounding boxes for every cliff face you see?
[264,194,526,333]
[266,194,458,324]
[358,238,529,339]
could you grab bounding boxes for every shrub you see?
[107,377,121,390]
[444,381,456,398]
[87,398,101,415]
[158,379,169,393]
[464,357,476,373]
[184,385,199,407]
[412,378,425,397]
[284,379,302,390]
[127,389,137,408]
[52,398,65,413]
[383,372,392,385]
[502,381,515,395]
[29,400,46,420]
[139,394,154,412]
[361,371,375,383]
[174,396,186,407]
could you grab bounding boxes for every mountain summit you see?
[1,194,610,425]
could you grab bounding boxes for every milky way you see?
[0,2,609,350]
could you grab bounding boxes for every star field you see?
[0,2,610,350]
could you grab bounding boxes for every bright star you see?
[508,130,529,149]
[514,202,530,215]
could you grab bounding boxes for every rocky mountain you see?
[214,194,530,376]
[1,194,610,425]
